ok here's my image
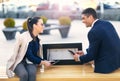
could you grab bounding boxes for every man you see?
[73,8,120,73]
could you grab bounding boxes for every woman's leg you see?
[26,64,37,81]
[14,62,28,81]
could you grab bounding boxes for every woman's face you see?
[34,19,44,33]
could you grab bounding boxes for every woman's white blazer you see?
[6,31,43,78]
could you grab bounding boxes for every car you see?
[96,3,114,10]
[0,3,17,13]
[36,3,49,11]
[17,5,31,12]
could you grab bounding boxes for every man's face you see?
[81,14,93,27]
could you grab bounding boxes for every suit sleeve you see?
[79,30,101,64]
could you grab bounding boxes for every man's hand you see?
[76,51,84,55]
[73,54,80,62]
[73,50,84,62]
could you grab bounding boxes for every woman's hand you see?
[40,60,51,67]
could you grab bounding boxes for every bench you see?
[44,25,70,38]
[17,24,70,38]
[1,64,120,81]
[44,25,67,30]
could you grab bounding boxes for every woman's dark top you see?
[24,37,42,64]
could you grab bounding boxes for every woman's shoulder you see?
[20,31,33,42]
[18,31,30,39]
[20,31,29,36]
[16,31,31,40]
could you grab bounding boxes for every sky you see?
[6,0,98,9]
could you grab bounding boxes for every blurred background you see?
[0,0,120,78]
[0,0,120,20]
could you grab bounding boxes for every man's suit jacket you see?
[79,20,120,73]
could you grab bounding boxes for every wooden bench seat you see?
[1,64,120,81]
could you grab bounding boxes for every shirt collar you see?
[91,19,99,27]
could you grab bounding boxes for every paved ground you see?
[0,18,120,78]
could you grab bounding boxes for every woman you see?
[6,17,51,81]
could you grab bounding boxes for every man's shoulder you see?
[96,19,111,25]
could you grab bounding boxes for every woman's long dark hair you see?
[27,17,41,40]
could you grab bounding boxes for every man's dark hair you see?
[82,8,97,19]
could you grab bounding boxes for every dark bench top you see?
[44,25,70,30]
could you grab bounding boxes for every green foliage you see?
[3,18,15,28]
[59,16,71,26]
[22,21,28,30]
[40,16,48,24]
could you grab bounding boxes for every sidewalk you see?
[0,19,120,78]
